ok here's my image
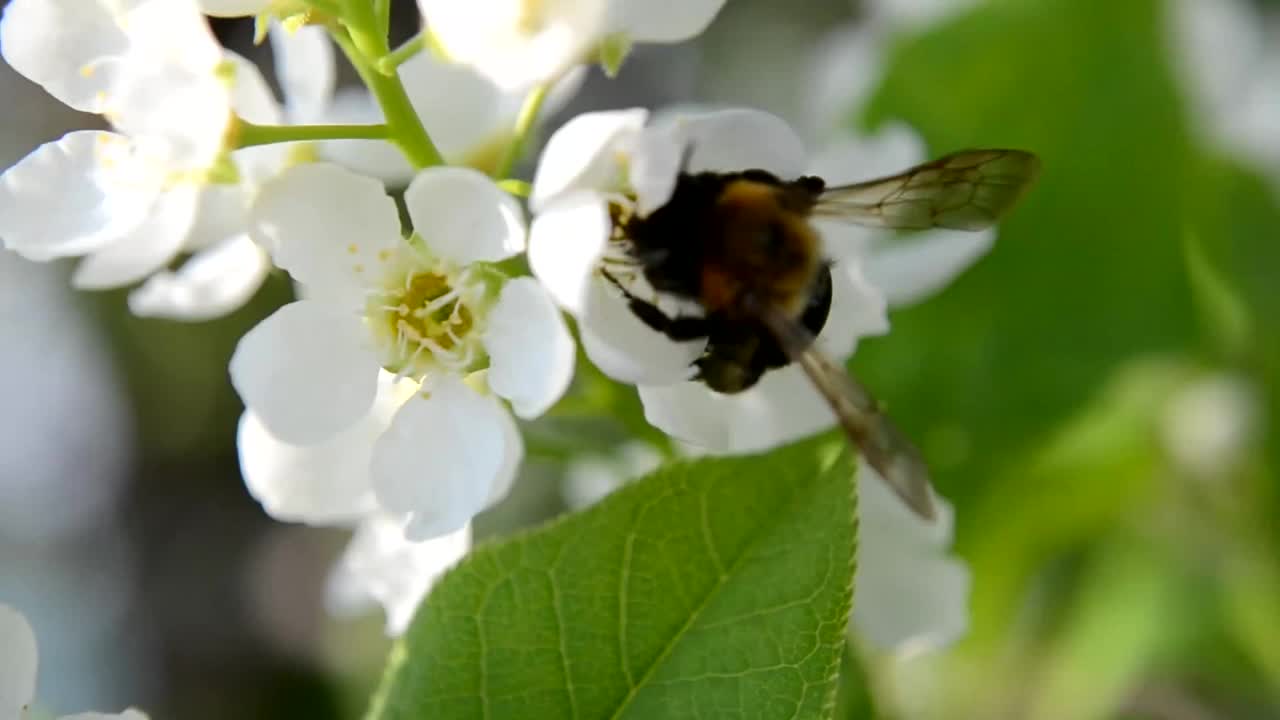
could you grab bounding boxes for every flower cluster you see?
[0,0,984,691]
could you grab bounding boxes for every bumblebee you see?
[606,149,1041,519]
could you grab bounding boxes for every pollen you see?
[347,244,359,254]
[367,264,481,380]
[80,64,95,78]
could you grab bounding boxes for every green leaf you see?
[367,440,857,720]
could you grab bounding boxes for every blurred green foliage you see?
[840,0,1280,716]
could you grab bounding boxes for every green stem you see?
[497,179,532,197]
[234,120,390,148]
[328,24,445,168]
[494,83,551,179]
[373,0,392,37]
[377,30,427,75]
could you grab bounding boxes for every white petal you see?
[807,124,926,184]
[326,514,471,636]
[316,89,416,184]
[483,277,575,418]
[237,407,382,526]
[269,23,334,124]
[127,234,269,320]
[639,365,836,454]
[580,278,706,384]
[806,24,884,139]
[401,50,503,163]
[819,259,889,360]
[61,711,151,720]
[226,50,283,126]
[530,108,648,211]
[183,183,253,253]
[71,185,199,289]
[0,0,128,113]
[251,163,401,305]
[404,167,526,266]
[418,0,606,90]
[198,0,270,15]
[854,464,969,652]
[229,301,380,445]
[865,228,994,308]
[482,404,524,508]
[0,603,37,714]
[637,382,731,449]
[372,377,516,539]
[609,0,726,42]
[629,123,684,215]
[0,132,160,261]
[527,191,610,313]
[666,108,807,178]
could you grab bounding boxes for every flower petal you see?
[0,0,127,113]
[229,300,380,445]
[251,163,401,305]
[639,364,836,454]
[128,234,269,320]
[237,407,382,526]
[0,603,37,715]
[61,711,151,720]
[372,376,516,539]
[326,514,471,636]
[0,132,160,261]
[316,88,415,184]
[482,404,524,508]
[819,259,889,360]
[806,24,884,139]
[417,0,605,90]
[853,464,969,652]
[71,184,199,290]
[807,124,926,185]
[530,108,648,211]
[404,167,526,266]
[666,108,807,178]
[580,278,706,384]
[197,0,270,15]
[401,50,503,163]
[609,0,726,42]
[636,381,731,449]
[527,191,611,313]
[269,23,334,124]
[484,277,575,418]
[221,51,282,129]
[865,228,994,308]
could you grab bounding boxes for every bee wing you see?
[812,149,1040,231]
[755,302,938,520]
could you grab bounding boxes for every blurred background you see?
[1,0,1277,718]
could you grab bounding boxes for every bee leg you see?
[602,269,709,341]
[626,297,710,340]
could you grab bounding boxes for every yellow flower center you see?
[367,257,482,379]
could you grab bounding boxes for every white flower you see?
[0,1,309,321]
[232,163,573,539]
[197,0,273,16]
[1168,0,1280,181]
[1,603,148,720]
[1161,373,1261,481]
[529,107,992,453]
[326,514,471,636]
[853,463,970,653]
[417,0,726,90]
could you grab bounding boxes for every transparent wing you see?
[755,302,938,520]
[812,149,1040,231]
